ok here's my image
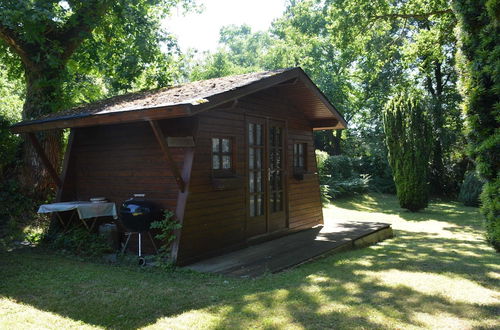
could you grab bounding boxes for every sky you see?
[163,0,287,53]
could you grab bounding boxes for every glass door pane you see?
[269,126,284,213]
[249,122,265,217]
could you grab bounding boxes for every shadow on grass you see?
[0,195,498,329]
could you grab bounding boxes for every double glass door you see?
[247,117,286,237]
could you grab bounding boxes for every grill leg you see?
[138,233,142,257]
[121,232,132,254]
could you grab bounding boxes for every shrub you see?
[458,171,484,207]
[48,228,111,257]
[316,151,370,200]
[383,91,432,212]
[150,210,181,267]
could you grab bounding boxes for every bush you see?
[48,228,111,258]
[458,171,484,207]
[150,210,181,267]
[316,151,370,200]
[353,154,395,194]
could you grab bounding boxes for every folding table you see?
[38,201,118,231]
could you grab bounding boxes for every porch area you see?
[184,220,393,277]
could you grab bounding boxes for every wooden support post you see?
[27,132,62,188]
[169,147,194,264]
[55,130,75,202]
[149,120,186,192]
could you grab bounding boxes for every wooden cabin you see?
[11,67,347,265]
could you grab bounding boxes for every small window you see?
[212,137,233,175]
[293,143,307,171]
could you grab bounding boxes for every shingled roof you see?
[11,67,347,133]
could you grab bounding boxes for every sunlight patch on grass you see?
[412,311,475,329]
[0,298,98,329]
[143,307,229,330]
[359,269,500,305]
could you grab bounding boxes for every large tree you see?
[0,0,189,195]
[452,0,499,250]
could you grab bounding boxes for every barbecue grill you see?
[119,194,160,265]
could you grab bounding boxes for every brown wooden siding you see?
[177,89,323,263]
[60,119,195,253]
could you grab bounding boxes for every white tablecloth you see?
[38,201,118,219]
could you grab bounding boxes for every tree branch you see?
[370,9,453,21]
[0,22,35,69]
[55,0,114,61]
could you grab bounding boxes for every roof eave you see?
[10,104,193,133]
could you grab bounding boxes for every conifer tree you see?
[453,0,500,250]
[383,91,431,212]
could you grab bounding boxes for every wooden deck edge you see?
[353,227,394,248]
[276,225,394,274]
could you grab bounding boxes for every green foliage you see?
[453,0,500,250]
[480,180,500,251]
[383,91,432,212]
[188,0,466,197]
[316,151,370,199]
[0,0,194,197]
[49,228,110,258]
[150,210,181,266]
[189,24,274,80]
[458,171,484,207]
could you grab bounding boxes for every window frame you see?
[211,136,236,177]
[293,142,307,174]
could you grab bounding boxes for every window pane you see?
[269,127,275,146]
[249,124,254,145]
[277,192,283,211]
[249,197,255,217]
[256,148,262,168]
[249,148,254,170]
[222,138,230,152]
[276,150,281,169]
[212,155,220,169]
[256,171,262,192]
[256,124,262,145]
[249,172,255,193]
[257,196,262,216]
[212,138,220,152]
[222,155,231,169]
[270,151,275,169]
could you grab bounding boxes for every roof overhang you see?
[10,67,347,133]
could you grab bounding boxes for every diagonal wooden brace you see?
[149,120,186,192]
[27,132,62,188]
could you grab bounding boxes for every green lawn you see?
[1,194,499,329]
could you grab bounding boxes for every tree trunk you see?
[20,67,65,197]
[427,61,446,196]
[330,129,342,155]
